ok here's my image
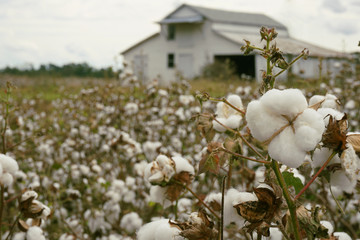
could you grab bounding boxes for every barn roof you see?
[162,4,287,30]
[215,30,349,58]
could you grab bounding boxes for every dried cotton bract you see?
[213,95,244,132]
[246,89,325,168]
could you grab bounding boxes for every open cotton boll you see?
[309,94,339,109]
[213,95,243,132]
[268,127,307,168]
[26,226,46,240]
[120,212,143,233]
[312,147,341,168]
[261,89,307,118]
[293,108,325,151]
[333,232,352,240]
[172,156,194,175]
[0,154,19,174]
[137,219,183,240]
[317,108,345,125]
[340,144,360,182]
[223,189,258,227]
[0,172,14,186]
[320,220,334,235]
[330,171,356,194]
[246,100,287,141]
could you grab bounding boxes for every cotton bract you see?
[246,89,325,168]
[213,95,244,132]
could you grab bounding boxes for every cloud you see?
[322,0,347,13]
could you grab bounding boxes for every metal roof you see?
[164,4,287,30]
[215,30,349,58]
[158,15,204,24]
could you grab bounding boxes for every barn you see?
[121,4,349,85]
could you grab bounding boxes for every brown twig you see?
[220,147,270,165]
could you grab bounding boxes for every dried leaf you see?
[166,172,192,201]
[18,219,29,232]
[347,134,360,152]
[322,114,347,151]
[198,142,227,174]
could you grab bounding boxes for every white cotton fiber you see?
[223,189,258,227]
[261,89,307,118]
[0,172,14,186]
[294,109,325,151]
[137,219,183,240]
[172,156,194,175]
[309,95,325,107]
[26,226,45,240]
[317,108,345,126]
[225,115,242,129]
[312,147,340,168]
[268,127,306,168]
[246,100,287,141]
[330,171,356,194]
[0,154,19,174]
[333,232,352,240]
[213,95,243,132]
[341,144,360,182]
[320,220,334,235]
[120,212,143,233]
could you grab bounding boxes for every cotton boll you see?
[212,117,228,132]
[224,115,242,129]
[13,232,26,240]
[268,127,306,168]
[345,100,356,109]
[223,189,257,227]
[294,109,324,151]
[120,212,143,233]
[246,100,287,141]
[330,171,356,194]
[312,147,340,168]
[26,226,46,240]
[320,220,334,235]
[340,144,360,182]
[269,227,283,239]
[309,95,325,107]
[0,172,14,186]
[333,232,352,240]
[261,89,307,118]
[149,186,171,207]
[137,219,182,240]
[0,154,19,174]
[172,156,194,175]
[317,108,345,126]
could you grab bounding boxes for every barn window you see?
[168,53,175,68]
[167,24,176,40]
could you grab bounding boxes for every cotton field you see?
[1,28,360,240]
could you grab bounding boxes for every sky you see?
[0,0,359,70]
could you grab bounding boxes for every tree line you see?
[0,62,117,78]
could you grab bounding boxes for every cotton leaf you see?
[282,171,304,194]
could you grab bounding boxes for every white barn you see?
[121,4,349,85]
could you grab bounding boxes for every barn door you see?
[178,54,193,79]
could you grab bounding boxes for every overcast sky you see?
[0,0,359,69]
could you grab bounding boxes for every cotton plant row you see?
[137,27,359,240]
[0,79,219,239]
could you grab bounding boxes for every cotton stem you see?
[271,159,301,240]
[0,185,4,239]
[294,150,337,201]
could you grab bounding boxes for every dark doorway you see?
[215,55,255,79]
